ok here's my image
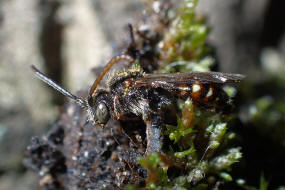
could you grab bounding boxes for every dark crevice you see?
[38,0,65,105]
[260,0,285,48]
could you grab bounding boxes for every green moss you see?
[138,152,168,187]
[209,148,242,171]
[166,115,195,145]
[127,0,243,189]
[125,184,137,190]
[219,172,233,182]
[161,0,212,69]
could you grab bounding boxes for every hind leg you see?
[144,115,164,155]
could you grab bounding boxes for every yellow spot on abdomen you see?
[191,83,201,100]
[192,84,201,93]
[206,87,213,98]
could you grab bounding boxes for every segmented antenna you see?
[31,65,87,108]
[88,55,134,98]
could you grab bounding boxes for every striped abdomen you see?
[176,83,231,112]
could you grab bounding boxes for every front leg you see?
[144,115,164,155]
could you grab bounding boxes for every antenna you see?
[88,55,134,98]
[88,24,136,100]
[88,24,137,98]
[31,65,87,108]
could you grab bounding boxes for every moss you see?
[160,0,212,71]
[128,0,242,189]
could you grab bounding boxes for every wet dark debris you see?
[25,101,147,189]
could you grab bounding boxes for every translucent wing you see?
[135,72,245,90]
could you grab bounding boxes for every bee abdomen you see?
[178,83,224,104]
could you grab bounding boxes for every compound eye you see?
[95,102,109,124]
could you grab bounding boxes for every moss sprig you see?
[128,0,242,189]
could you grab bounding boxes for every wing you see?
[135,72,245,88]
[134,72,245,113]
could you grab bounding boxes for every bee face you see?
[87,91,111,126]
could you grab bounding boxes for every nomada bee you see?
[31,26,244,154]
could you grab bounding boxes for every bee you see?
[31,26,244,155]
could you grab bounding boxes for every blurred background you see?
[0,0,284,189]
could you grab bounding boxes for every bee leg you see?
[144,115,164,155]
